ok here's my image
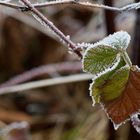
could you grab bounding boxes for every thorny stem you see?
[121,51,132,67]
[20,0,82,58]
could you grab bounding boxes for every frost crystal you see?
[77,42,94,51]
[122,2,140,11]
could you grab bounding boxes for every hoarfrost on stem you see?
[32,13,47,27]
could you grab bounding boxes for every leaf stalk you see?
[121,51,132,67]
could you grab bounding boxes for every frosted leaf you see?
[83,44,120,75]
[100,65,130,101]
[90,58,126,104]
[89,65,132,129]
[100,66,140,128]
[100,31,131,50]
[100,103,129,130]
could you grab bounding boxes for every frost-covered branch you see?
[0,0,140,12]
[20,0,82,58]
[0,73,93,95]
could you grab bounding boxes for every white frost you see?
[80,31,131,53]
[101,31,131,50]
[81,31,132,130]
[89,54,121,107]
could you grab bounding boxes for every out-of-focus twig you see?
[0,73,93,95]
[0,61,82,88]
[0,0,140,12]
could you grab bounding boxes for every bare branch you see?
[0,61,82,88]
[0,1,20,9]
[0,0,76,10]
[0,73,93,95]
[20,0,82,58]
[0,0,140,12]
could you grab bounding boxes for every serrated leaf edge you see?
[82,44,120,75]
[100,65,130,129]
[80,31,130,52]
[89,54,121,106]
[90,65,130,106]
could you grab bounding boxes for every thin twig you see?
[20,0,82,58]
[0,1,20,9]
[0,0,140,12]
[0,61,82,88]
[0,73,93,95]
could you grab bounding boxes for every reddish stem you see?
[20,0,82,58]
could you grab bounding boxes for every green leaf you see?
[90,58,126,104]
[101,31,130,50]
[91,64,130,104]
[101,65,130,101]
[83,45,120,75]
